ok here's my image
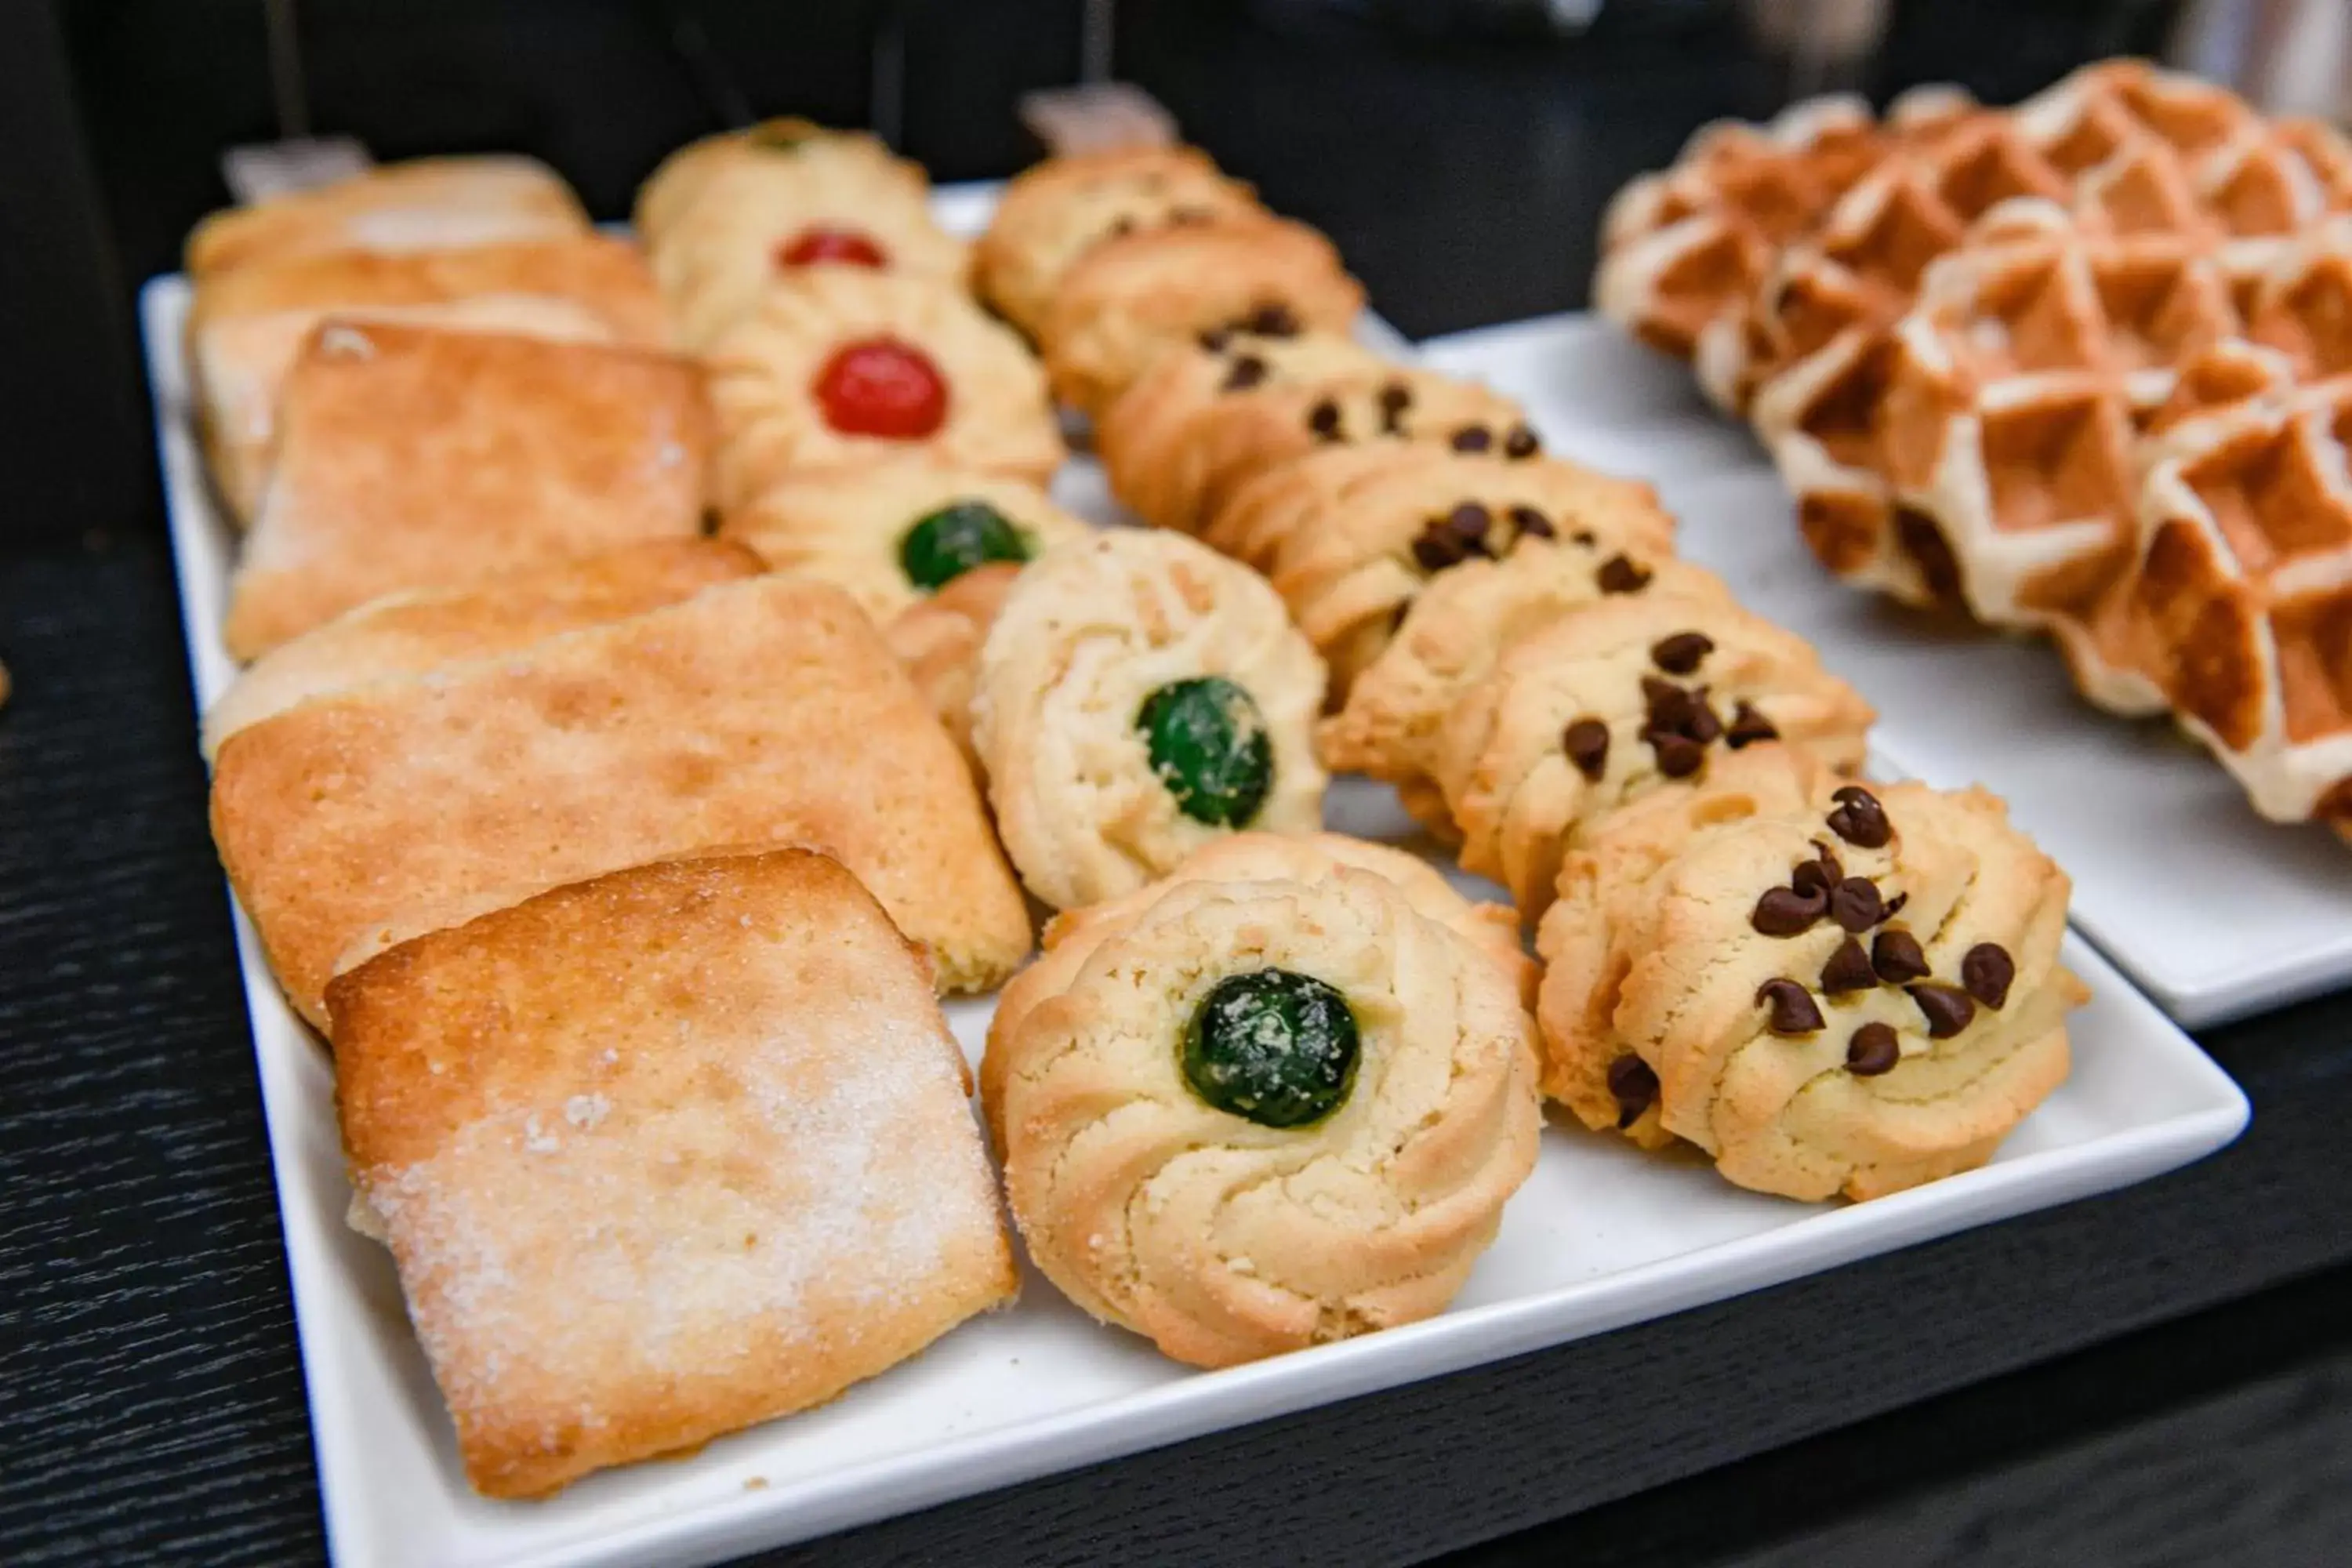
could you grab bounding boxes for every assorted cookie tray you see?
[145,179,2245,1568]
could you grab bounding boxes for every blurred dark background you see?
[4,0,2186,544]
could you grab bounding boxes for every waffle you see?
[1722,64,2352,419]
[1595,94,1893,365]
[2127,376,2352,835]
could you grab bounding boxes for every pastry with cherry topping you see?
[974,145,1266,339]
[703,270,1062,508]
[1098,323,1531,534]
[1434,593,1873,918]
[635,118,966,350]
[1039,214,1365,416]
[1538,766,2082,1200]
[972,531,1328,910]
[722,460,1090,621]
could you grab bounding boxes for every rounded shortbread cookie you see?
[1546,776,2084,1201]
[1435,593,1874,918]
[982,868,1541,1367]
[975,146,1265,337]
[703,270,1062,508]
[723,463,1091,621]
[883,562,1023,779]
[973,531,1328,910]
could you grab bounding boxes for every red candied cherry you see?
[776,227,889,269]
[813,336,948,439]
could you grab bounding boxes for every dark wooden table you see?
[5,4,2350,1564]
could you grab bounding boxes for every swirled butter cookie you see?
[1436,593,1874,918]
[974,146,1266,337]
[637,119,965,348]
[1317,539,1737,832]
[982,868,1541,1367]
[1548,775,2083,1200]
[703,270,1062,508]
[1261,448,1679,699]
[722,462,1091,621]
[1101,325,1532,535]
[1039,216,1365,416]
[972,531,1328,909]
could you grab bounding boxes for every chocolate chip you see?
[1870,929,1929,984]
[1249,303,1301,336]
[1756,978,1826,1036]
[1908,983,1976,1039]
[1108,216,1137,238]
[1883,891,1909,919]
[1607,1054,1659,1127]
[1642,680,1720,746]
[1726,700,1779,749]
[1378,381,1413,414]
[1306,398,1342,439]
[1820,938,1876,995]
[1962,943,2015,1008]
[1751,884,1827,937]
[1827,785,1891,848]
[1221,355,1268,392]
[1411,527,1464,572]
[1197,328,1232,353]
[1446,502,1492,546]
[1596,554,1652,594]
[1650,632,1714,675]
[1562,718,1610,781]
[1846,1022,1900,1076]
[1503,423,1541,459]
[1830,877,1884,932]
[1571,529,1597,546]
[1507,504,1553,541]
[1450,424,1494,453]
[1651,733,1705,778]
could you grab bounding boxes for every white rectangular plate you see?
[147,207,2245,1568]
[1423,311,2352,1027]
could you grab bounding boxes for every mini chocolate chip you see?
[1651,732,1705,778]
[1571,528,1597,546]
[1562,718,1610,781]
[1830,877,1883,932]
[1962,943,2015,1008]
[1882,891,1909,920]
[1871,928,1930,984]
[1507,504,1553,541]
[1249,303,1301,336]
[1197,328,1232,353]
[1450,424,1494,452]
[1447,502,1492,543]
[1820,938,1876,995]
[1221,355,1268,392]
[1412,527,1465,572]
[1686,691,1723,744]
[1108,216,1137,238]
[1846,1022,1900,1076]
[1607,1054,1659,1127]
[1503,423,1541,459]
[1792,859,1835,899]
[1306,398,1342,438]
[1909,983,1976,1039]
[1596,555,1653,594]
[1639,675,1683,713]
[1827,785,1891,848]
[1726,700,1780,749]
[1756,978,1826,1035]
[1378,381,1412,413]
[1650,632,1714,675]
[1751,884,1827,937]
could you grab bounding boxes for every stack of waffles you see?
[1596,59,2352,838]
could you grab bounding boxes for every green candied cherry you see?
[898,500,1034,591]
[1181,969,1361,1127]
[1135,677,1273,828]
